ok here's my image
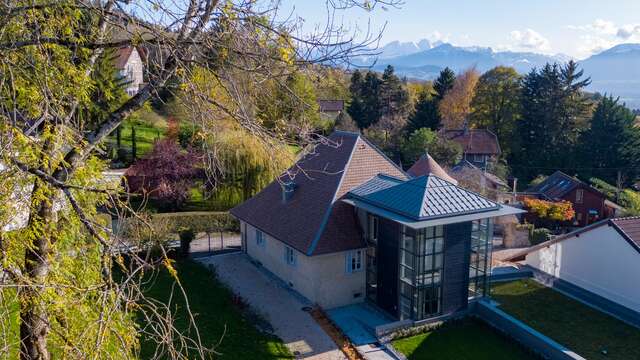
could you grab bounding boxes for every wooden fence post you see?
[131,126,137,160]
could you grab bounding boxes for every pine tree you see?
[406,89,441,133]
[361,71,382,128]
[513,62,591,181]
[577,96,640,185]
[81,48,130,130]
[377,65,411,129]
[347,70,366,128]
[433,67,456,100]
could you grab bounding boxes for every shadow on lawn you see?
[491,279,640,360]
[131,258,293,359]
[395,318,537,360]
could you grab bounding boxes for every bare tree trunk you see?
[19,183,54,360]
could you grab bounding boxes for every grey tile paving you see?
[197,253,346,359]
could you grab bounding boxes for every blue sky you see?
[277,0,640,59]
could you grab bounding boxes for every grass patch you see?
[492,279,640,360]
[392,318,535,360]
[139,259,291,359]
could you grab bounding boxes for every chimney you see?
[282,181,296,203]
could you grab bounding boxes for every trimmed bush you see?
[152,211,240,234]
[178,227,196,256]
[530,228,550,245]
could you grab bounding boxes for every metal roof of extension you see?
[347,174,503,221]
[349,174,405,198]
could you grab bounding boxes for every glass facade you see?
[468,218,492,299]
[399,226,445,320]
[366,215,378,303]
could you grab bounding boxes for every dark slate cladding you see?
[377,217,401,317]
[442,221,472,315]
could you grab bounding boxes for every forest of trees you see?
[344,61,640,188]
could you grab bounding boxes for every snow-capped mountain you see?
[355,43,570,76]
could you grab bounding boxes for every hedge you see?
[529,228,551,245]
[152,211,240,233]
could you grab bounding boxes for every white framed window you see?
[285,246,297,266]
[346,249,364,273]
[256,229,265,247]
[576,189,584,204]
[473,154,485,162]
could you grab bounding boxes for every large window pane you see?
[469,219,492,299]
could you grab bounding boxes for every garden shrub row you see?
[153,211,240,233]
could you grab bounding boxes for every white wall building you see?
[115,47,144,96]
[511,217,640,314]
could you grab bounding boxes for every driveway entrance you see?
[197,253,346,359]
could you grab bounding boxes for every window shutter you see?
[345,252,352,273]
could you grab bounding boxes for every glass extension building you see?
[347,174,519,322]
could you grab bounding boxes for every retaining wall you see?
[474,300,585,360]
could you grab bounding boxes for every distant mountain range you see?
[354,41,640,109]
[579,44,640,109]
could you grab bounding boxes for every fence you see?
[115,211,241,256]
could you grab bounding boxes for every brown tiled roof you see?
[317,100,345,113]
[442,129,501,155]
[611,217,640,251]
[407,154,458,185]
[450,160,507,188]
[115,47,134,69]
[230,131,408,256]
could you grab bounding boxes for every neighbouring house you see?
[406,152,458,184]
[231,131,523,322]
[522,171,620,227]
[441,128,500,169]
[317,99,345,122]
[505,217,640,319]
[115,47,144,96]
[449,160,511,203]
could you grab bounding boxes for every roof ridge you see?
[332,129,360,137]
[358,135,409,179]
[306,133,360,255]
[612,215,640,221]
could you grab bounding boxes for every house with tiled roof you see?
[317,99,345,122]
[406,153,458,185]
[523,171,620,227]
[441,128,500,169]
[115,47,144,96]
[505,217,640,323]
[450,160,511,203]
[231,131,523,321]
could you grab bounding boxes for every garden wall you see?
[474,300,585,360]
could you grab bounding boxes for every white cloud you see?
[509,29,551,52]
[426,31,450,44]
[568,19,640,58]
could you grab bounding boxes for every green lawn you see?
[110,118,166,161]
[139,259,291,359]
[492,279,640,360]
[391,318,536,360]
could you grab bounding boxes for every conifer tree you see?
[577,96,640,185]
[433,67,456,100]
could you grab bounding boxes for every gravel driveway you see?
[197,253,346,360]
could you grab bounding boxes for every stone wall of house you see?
[242,221,366,309]
[120,48,144,96]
